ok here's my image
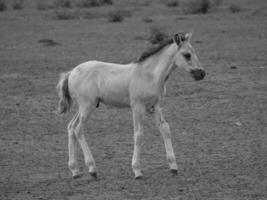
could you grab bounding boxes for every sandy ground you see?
[0,0,267,199]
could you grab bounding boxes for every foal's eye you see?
[183,53,191,61]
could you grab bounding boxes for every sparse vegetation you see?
[143,16,153,23]
[36,0,52,10]
[102,0,113,5]
[108,10,124,22]
[149,26,168,44]
[107,8,133,22]
[182,0,222,14]
[0,0,7,11]
[140,1,151,6]
[52,10,78,20]
[38,39,61,46]
[12,0,24,10]
[229,4,241,13]
[54,0,72,9]
[166,0,179,7]
[76,0,113,8]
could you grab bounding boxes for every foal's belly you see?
[98,71,131,108]
[101,93,130,108]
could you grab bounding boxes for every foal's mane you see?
[135,38,174,63]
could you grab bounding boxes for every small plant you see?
[36,0,52,10]
[76,0,112,8]
[229,4,241,13]
[12,0,24,10]
[182,0,222,14]
[108,10,124,22]
[166,0,179,7]
[102,0,113,5]
[52,10,78,20]
[149,26,168,44]
[76,0,99,7]
[140,1,151,6]
[183,0,210,14]
[143,16,153,23]
[0,0,7,11]
[38,39,61,46]
[54,0,72,9]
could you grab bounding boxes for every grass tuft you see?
[229,4,241,13]
[12,0,24,10]
[36,0,52,10]
[52,10,78,20]
[107,8,132,22]
[54,0,72,9]
[166,0,179,7]
[182,0,222,14]
[0,0,7,11]
[108,10,124,22]
[143,16,153,23]
[76,0,113,8]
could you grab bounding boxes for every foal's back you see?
[68,61,135,107]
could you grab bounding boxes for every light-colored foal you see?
[57,32,205,179]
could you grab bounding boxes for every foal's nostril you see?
[190,69,205,81]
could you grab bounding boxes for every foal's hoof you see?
[170,169,178,175]
[72,173,82,179]
[135,175,143,180]
[89,172,98,179]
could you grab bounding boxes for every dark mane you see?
[135,38,174,63]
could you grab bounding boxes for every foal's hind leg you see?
[152,105,178,174]
[68,112,81,178]
[75,103,97,178]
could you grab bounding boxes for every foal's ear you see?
[184,32,193,42]
[173,33,182,46]
[173,32,193,46]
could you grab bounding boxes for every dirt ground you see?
[0,0,266,199]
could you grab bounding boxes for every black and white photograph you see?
[0,0,266,199]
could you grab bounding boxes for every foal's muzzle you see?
[190,69,205,81]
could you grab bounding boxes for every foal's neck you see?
[152,44,177,88]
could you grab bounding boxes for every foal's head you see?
[172,32,205,81]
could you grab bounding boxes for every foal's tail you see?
[56,72,72,114]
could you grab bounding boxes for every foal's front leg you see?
[131,105,145,179]
[153,105,178,174]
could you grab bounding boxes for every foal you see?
[57,32,205,179]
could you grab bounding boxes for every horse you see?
[56,32,205,179]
